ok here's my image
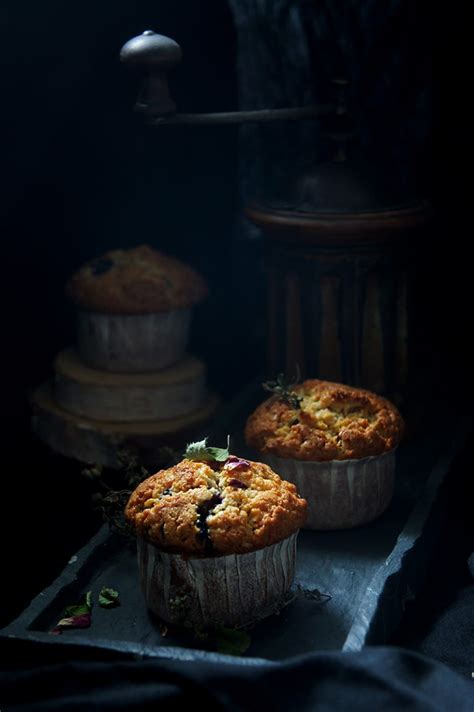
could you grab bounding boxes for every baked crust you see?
[66,245,208,314]
[245,379,404,461]
[125,458,307,556]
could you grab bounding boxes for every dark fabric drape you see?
[1,641,472,711]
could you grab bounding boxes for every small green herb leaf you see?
[213,627,251,656]
[52,591,93,633]
[184,436,230,463]
[98,586,120,608]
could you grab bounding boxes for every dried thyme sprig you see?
[92,488,136,539]
[116,448,150,489]
[82,447,179,538]
[262,367,302,409]
[295,584,332,604]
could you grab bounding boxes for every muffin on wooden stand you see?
[125,439,307,629]
[67,245,208,372]
[245,378,404,530]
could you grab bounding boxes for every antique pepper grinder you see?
[121,31,431,402]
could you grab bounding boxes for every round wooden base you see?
[31,382,219,469]
[53,348,206,423]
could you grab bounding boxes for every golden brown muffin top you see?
[245,379,404,461]
[66,245,208,314]
[125,457,307,556]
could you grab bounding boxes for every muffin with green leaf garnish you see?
[125,437,307,629]
[245,376,404,530]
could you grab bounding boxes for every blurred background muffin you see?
[31,245,215,469]
[67,244,208,372]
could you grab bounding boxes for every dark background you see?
[0,0,471,676]
[1,0,241,627]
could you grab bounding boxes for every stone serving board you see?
[2,385,470,662]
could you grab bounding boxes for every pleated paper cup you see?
[77,308,191,372]
[262,450,396,530]
[137,532,298,629]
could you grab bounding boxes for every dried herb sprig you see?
[295,584,332,604]
[82,447,179,538]
[262,368,302,409]
[116,448,150,489]
[92,488,136,539]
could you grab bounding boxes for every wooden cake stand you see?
[32,349,218,469]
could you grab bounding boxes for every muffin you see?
[67,245,208,372]
[245,378,404,530]
[125,440,307,628]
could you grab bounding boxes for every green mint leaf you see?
[63,603,89,617]
[213,627,251,656]
[52,591,93,633]
[184,438,210,458]
[184,436,230,463]
[205,446,230,462]
[63,590,92,617]
[98,586,120,608]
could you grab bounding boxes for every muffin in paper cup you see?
[125,439,307,629]
[67,245,208,372]
[137,532,298,628]
[261,450,396,530]
[245,377,404,531]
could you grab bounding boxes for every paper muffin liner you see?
[137,532,298,629]
[77,308,191,372]
[262,450,396,530]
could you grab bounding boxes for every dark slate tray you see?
[1,386,470,663]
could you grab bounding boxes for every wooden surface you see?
[246,201,431,246]
[31,382,219,468]
[53,349,206,422]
